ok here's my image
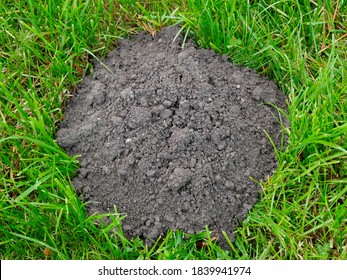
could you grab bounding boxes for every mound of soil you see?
[56,26,288,247]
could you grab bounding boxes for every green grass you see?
[1,0,346,259]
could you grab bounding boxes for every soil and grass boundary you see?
[1,0,346,259]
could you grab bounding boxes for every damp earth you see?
[56,26,288,247]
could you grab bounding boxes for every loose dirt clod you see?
[56,26,288,247]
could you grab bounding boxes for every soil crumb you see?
[56,26,288,247]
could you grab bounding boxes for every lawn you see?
[1,0,346,260]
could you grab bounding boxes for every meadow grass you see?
[1,0,346,259]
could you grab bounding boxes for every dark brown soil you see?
[56,26,288,247]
